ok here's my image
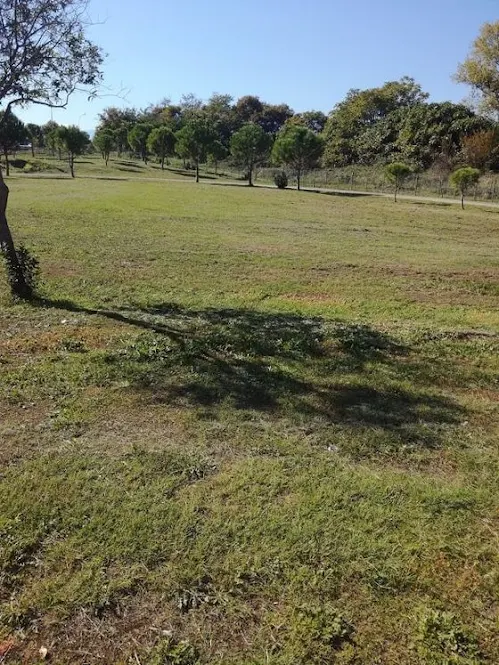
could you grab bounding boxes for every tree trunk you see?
[394,185,398,203]
[0,169,31,299]
[69,154,75,178]
[105,154,109,167]
[31,143,35,158]
[461,193,464,210]
[248,167,253,187]
[297,170,301,191]
[196,161,199,183]
[3,149,9,177]
[161,157,164,170]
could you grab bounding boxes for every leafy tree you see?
[258,103,294,135]
[25,123,44,157]
[397,102,490,168]
[128,123,153,162]
[56,125,90,177]
[205,93,236,148]
[456,22,499,114]
[93,129,115,166]
[0,111,26,176]
[234,95,264,124]
[461,130,499,170]
[175,116,217,183]
[179,93,204,121]
[450,167,481,209]
[97,107,139,132]
[42,120,61,157]
[97,108,138,156]
[0,0,104,299]
[207,140,228,174]
[147,126,176,169]
[385,162,412,202]
[289,111,328,134]
[230,123,271,186]
[272,125,324,190]
[323,77,428,166]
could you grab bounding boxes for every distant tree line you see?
[1,22,499,190]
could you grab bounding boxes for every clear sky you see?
[17,0,499,131]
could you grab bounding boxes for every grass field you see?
[1,175,499,664]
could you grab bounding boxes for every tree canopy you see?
[456,21,499,114]
[230,123,271,186]
[272,125,324,190]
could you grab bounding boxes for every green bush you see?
[2,243,40,298]
[274,170,288,189]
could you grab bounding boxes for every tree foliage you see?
[385,162,412,201]
[0,0,104,117]
[147,125,176,169]
[0,110,26,175]
[55,125,90,177]
[456,21,499,114]
[93,129,115,166]
[461,130,499,170]
[272,125,324,190]
[175,116,217,182]
[323,77,428,166]
[450,167,481,208]
[230,123,271,186]
[128,123,153,162]
[397,102,490,168]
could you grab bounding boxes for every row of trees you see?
[87,80,499,182]
[0,111,90,177]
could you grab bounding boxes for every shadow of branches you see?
[36,298,465,452]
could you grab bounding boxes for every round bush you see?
[274,170,288,189]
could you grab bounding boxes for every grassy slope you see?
[0,177,498,664]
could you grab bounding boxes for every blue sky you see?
[17,0,498,130]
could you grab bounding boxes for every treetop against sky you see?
[14,0,498,130]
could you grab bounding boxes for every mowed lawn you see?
[0,177,499,664]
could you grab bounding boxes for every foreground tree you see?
[0,111,26,176]
[456,22,499,114]
[175,116,217,183]
[385,162,412,202]
[93,129,115,166]
[272,125,324,190]
[230,123,271,186]
[0,0,104,299]
[147,126,176,169]
[450,167,481,209]
[56,126,90,177]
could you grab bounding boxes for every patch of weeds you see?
[58,338,88,353]
[273,604,355,664]
[175,575,219,613]
[415,608,483,664]
[146,637,199,665]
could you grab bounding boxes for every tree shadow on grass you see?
[35,298,465,452]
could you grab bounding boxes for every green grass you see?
[0,177,498,664]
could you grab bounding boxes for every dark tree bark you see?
[0,169,31,298]
[3,149,9,176]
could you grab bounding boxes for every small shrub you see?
[2,243,40,299]
[274,170,288,189]
[23,159,55,173]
